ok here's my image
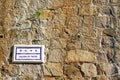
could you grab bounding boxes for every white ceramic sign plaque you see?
[12,45,45,63]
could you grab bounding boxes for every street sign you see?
[12,45,45,63]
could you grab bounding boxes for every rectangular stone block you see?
[64,0,76,7]
[43,63,63,76]
[79,5,98,16]
[65,50,96,63]
[48,0,64,9]
[48,49,62,62]
[111,0,118,3]
[96,75,109,80]
[62,6,77,15]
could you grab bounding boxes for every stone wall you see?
[0,0,120,80]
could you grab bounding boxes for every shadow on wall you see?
[9,46,14,64]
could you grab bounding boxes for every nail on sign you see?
[12,45,45,63]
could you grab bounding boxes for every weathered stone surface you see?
[0,50,5,66]
[79,4,98,15]
[96,16,110,28]
[40,10,51,20]
[81,16,95,37]
[8,29,19,39]
[116,50,120,66]
[43,77,55,80]
[64,0,76,6]
[48,49,62,62]
[111,75,120,80]
[81,63,97,77]
[64,65,83,80]
[48,0,64,9]
[103,29,116,37]
[18,65,43,79]
[50,39,61,48]
[65,50,96,63]
[111,0,118,3]
[0,0,120,80]
[81,37,99,52]
[98,62,118,75]
[79,0,92,5]
[96,75,109,80]
[18,74,34,80]
[44,63,63,76]
[66,40,81,50]
[65,15,80,28]
[58,38,67,48]
[62,6,77,15]
[101,36,114,48]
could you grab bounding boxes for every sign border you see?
[12,45,45,63]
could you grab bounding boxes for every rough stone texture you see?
[65,50,96,63]
[81,63,97,77]
[64,64,84,80]
[48,49,62,62]
[79,4,98,16]
[0,0,120,80]
[96,75,109,80]
[44,63,63,76]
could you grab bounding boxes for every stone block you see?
[44,63,63,76]
[59,38,67,48]
[81,37,99,52]
[64,65,83,80]
[111,75,120,80]
[40,10,51,20]
[101,36,114,48]
[20,21,31,29]
[79,4,98,16]
[94,0,107,5]
[65,50,96,63]
[50,39,61,48]
[20,31,29,39]
[63,0,76,7]
[81,16,95,37]
[81,63,97,77]
[65,15,80,28]
[96,16,109,28]
[18,74,34,80]
[48,49,62,62]
[98,63,115,75]
[62,6,77,15]
[66,40,81,50]
[19,65,42,76]
[96,75,109,80]
[8,29,19,39]
[48,0,64,9]
[111,0,118,4]
[103,29,116,37]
